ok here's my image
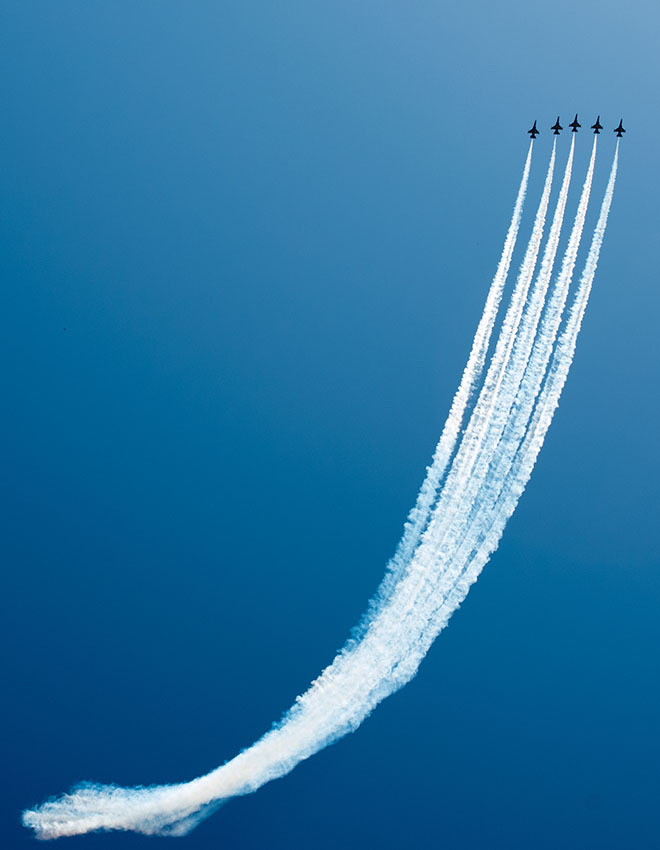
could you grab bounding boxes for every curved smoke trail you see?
[416,137,599,629]
[22,141,618,840]
[367,142,533,619]
[513,140,618,490]
[451,135,590,566]
[462,136,597,554]
[437,140,618,623]
[388,141,556,625]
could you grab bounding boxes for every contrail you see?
[481,136,597,521]
[388,141,556,625]
[450,134,588,565]
[423,137,598,625]
[501,135,576,419]
[434,139,617,629]
[22,140,617,840]
[512,140,618,496]
[20,148,554,835]
[366,142,533,621]
[431,136,574,573]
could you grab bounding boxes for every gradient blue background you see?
[2,3,658,848]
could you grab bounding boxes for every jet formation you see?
[527,115,625,139]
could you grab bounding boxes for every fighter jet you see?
[569,114,581,132]
[591,115,603,134]
[614,119,626,138]
[551,116,563,135]
[528,120,539,139]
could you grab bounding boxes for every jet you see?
[528,120,539,139]
[551,116,563,135]
[569,114,581,132]
[591,115,603,134]
[614,119,626,138]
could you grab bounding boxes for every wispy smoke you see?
[364,141,534,626]
[22,140,618,840]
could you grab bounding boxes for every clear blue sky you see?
[2,2,658,848]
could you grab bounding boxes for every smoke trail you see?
[499,136,576,416]
[447,135,589,567]
[22,142,617,840]
[512,140,618,491]
[366,142,533,618]
[430,136,575,573]
[21,147,557,839]
[416,138,598,631]
[21,149,554,836]
[388,141,556,624]
[475,136,598,532]
[421,140,618,640]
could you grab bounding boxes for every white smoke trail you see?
[22,142,617,840]
[417,139,618,644]
[388,141,556,625]
[365,142,533,619]
[495,135,576,422]
[510,140,618,495]
[425,136,574,578]
[21,150,558,839]
[20,149,554,836]
[467,136,597,542]
[448,134,589,565]
[416,137,599,632]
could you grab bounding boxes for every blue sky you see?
[2,2,659,848]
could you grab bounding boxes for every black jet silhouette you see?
[591,115,603,134]
[614,119,626,138]
[551,116,563,135]
[528,120,539,139]
[569,114,581,132]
